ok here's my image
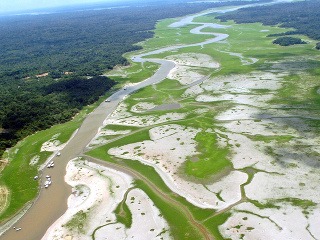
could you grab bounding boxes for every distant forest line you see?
[0,0,266,156]
[216,0,320,48]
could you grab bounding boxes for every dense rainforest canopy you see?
[272,37,307,46]
[216,0,320,48]
[0,0,266,156]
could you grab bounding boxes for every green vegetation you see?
[216,1,320,48]
[273,37,307,46]
[203,212,232,240]
[134,180,201,239]
[0,99,100,222]
[248,134,294,144]
[64,210,88,233]
[0,0,252,156]
[278,198,316,210]
[114,196,133,228]
[0,76,116,156]
[109,61,160,84]
[185,131,232,179]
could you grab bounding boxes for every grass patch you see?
[203,212,232,240]
[64,210,88,233]
[109,61,160,84]
[114,196,133,228]
[184,131,232,179]
[134,180,203,240]
[0,90,114,222]
[248,134,294,143]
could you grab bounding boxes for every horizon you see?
[0,0,131,13]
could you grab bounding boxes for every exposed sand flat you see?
[220,202,319,240]
[42,158,133,240]
[107,103,133,120]
[105,112,187,127]
[94,189,171,240]
[131,102,156,113]
[219,131,273,169]
[183,85,204,97]
[167,65,206,85]
[245,168,320,204]
[196,93,274,106]
[201,72,284,93]
[109,124,247,209]
[41,134,66,152]
[220,119,299,137]
[151,103,181,111]
[97,129,132,136]
[88,128,132,149]
[165,53,220,68]
[29,155,40,166]
[166,53,219,85]
[215,105,260,121]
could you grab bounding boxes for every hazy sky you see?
[0,0,123,13]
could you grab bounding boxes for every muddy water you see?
[0,62,177,240]
[1,7,232,240]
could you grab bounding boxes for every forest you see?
[216,0,320,48]
[0,0,266,156]
[272,37,306,46]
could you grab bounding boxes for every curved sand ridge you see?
[42,159,171,240]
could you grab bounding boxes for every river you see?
[0,1,283,239]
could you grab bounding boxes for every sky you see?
[0,0,124,13]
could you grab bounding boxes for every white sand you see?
[130,102,156,113]
[165,53,220,68]
[42,158,133,240]
[105,112,187,127]
[166,53,219,85]
[29,155,40,166]
[201,72,284,93]
[220,202,319,240]
[245,168,320,204]
[41,134,66,152]
[167,65,205,85]
[196,93,274,107]
[42,159,171,240]
[88,128,132,149]
[109,124,247,209]
[183,85,204,97]
[94,188,171,240]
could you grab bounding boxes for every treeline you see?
[273,37,306,46]
[0,76,116,154]
[0,0,268,155]
[216,0,320,48]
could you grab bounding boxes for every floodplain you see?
[1,2,320,240]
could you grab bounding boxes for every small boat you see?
[47,161,55,168]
